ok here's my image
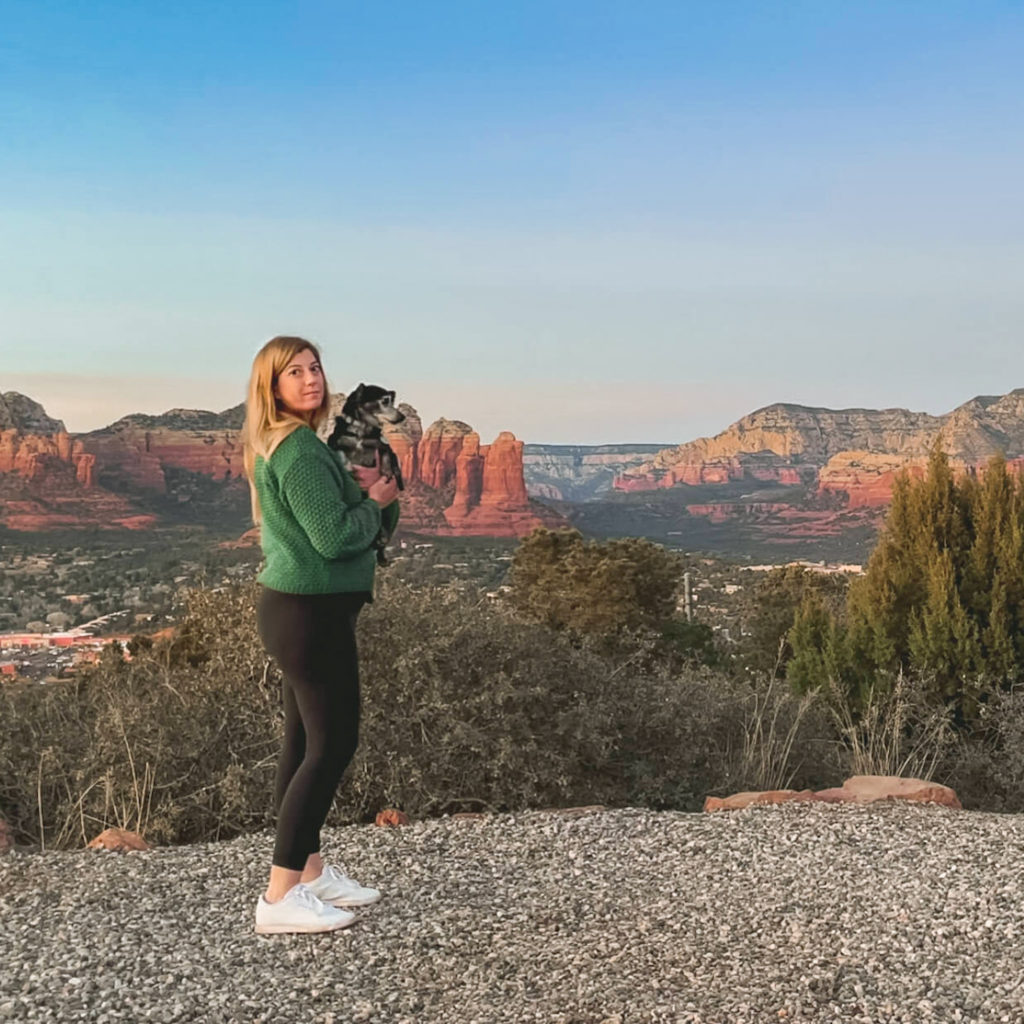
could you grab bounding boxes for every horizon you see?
[4,380,1023,449]
[3,1,1023,444]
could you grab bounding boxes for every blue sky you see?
[2,1,1022,443]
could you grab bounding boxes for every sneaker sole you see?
[254,916,356,935]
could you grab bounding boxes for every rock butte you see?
[0,391,562,538]
[379,414,561,537]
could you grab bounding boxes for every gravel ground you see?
[3,802,1024,1023]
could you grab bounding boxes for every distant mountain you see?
[0,393,154,532]
[522,444,672,502]
[6,385,1022,558]
[616,390,1024,506]
[558,388,1024,560]
[83,404,247,434]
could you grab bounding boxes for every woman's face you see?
[273,348,325,418]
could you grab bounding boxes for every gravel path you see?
[3,802,1024,1023]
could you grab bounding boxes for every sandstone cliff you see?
[1,390,559,538]
[616,391,1024,506]
[0,392,154,531]
[381,420,562,538]
[78,404,247,494]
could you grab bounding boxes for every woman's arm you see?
[350,456,400,533]
[280,453,382,560]
[381,498,400,535]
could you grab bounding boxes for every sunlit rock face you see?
[614,391,1024,508]
[0,392,155,531]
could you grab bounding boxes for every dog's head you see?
[342,384,406,427]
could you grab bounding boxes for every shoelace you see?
[323,866,354,886]
[289,884,325,910]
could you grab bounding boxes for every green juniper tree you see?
[789,446,1024,722]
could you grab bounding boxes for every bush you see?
[737,565,849,676]
[507,528,680,632]
[0,577,836,849]
[943,687,1024,811]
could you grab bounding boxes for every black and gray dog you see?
[326,384,405,564]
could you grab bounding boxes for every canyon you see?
[522,444,670,502]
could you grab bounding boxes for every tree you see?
[790,446,1024,720]
[507,528,681,633]
[737,565,849,676]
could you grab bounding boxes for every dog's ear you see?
[353,383,366,399]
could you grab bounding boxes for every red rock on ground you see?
[704,790,816,813]
[375,809,410,826]
[813,775,962,808]
[87,828,150,852]
[704,775,961,812]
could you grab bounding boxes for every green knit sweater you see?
[254,425,400,595]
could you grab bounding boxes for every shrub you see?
[0,576,836,849]
[507,528,680,632]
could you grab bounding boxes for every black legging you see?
[257,586,368,871]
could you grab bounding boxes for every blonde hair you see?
[242,336,333,524]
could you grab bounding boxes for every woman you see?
[242,335,400,934]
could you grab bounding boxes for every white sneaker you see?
[304,864,382,907]
[254,882,356,934]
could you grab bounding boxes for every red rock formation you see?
[381,404,422,483]
[86,828,150,851]
[374,809,410,827]
[704,775,961,812]
[479,432,529,506]
[5,391,561,538]
[439,429,563,537]
[0,429,74,478]
[78,430,167,492]
[0,394,154,531]
[817,452,930,507]
[381,417,566,537]
[416,418,475,490]
[617,391,1024,503]
[447,431,484,517]
[79,408,246,493]
[73,451,95,487]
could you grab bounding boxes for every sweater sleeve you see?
[381,499,400,534]
[280,452,383,560]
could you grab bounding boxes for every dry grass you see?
[826,670,955,780]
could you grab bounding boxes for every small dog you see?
[326,384,405,564]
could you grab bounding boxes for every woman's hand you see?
[368,475,400,506]
[350,463,382,489]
